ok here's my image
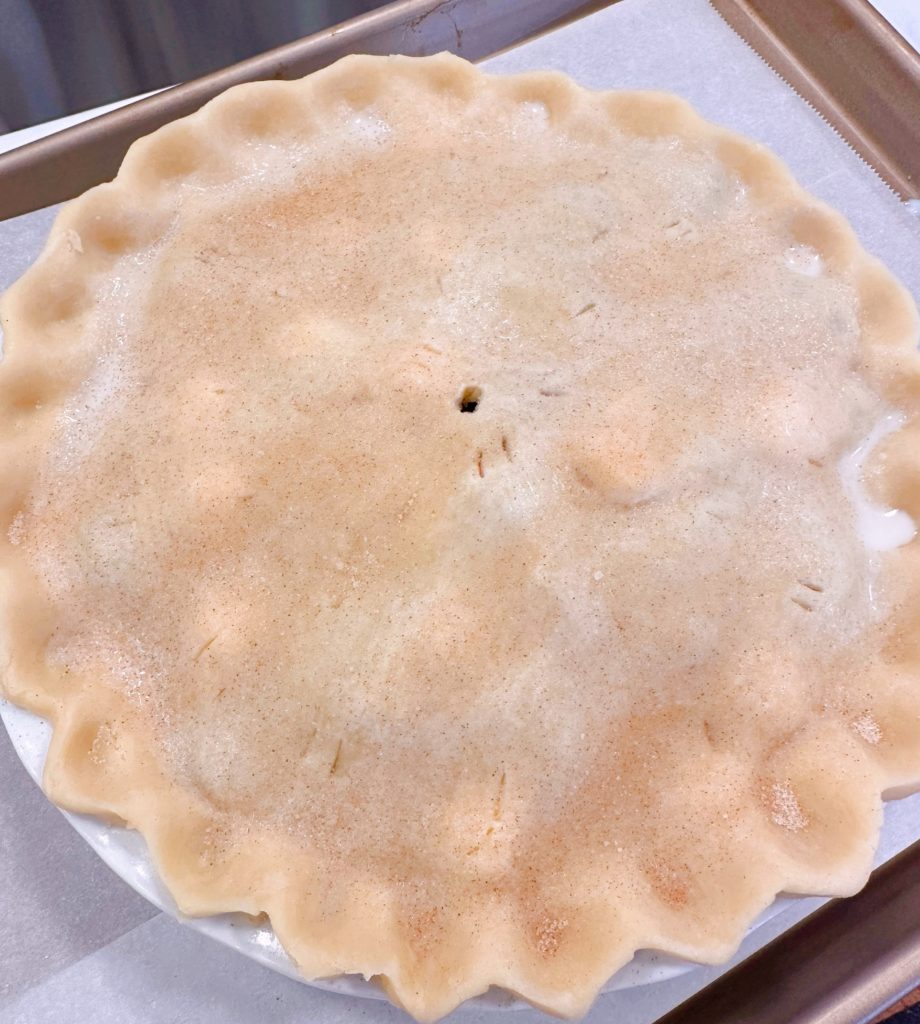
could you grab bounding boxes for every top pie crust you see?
[2,53,920,1021]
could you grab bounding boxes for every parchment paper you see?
[1,0,919,1021]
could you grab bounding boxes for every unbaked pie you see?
[2,54,920,1021]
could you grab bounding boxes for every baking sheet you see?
[2,0,920,1020]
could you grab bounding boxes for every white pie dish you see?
[2,695,812,1009]
[2,410,911,1009]
[3,52,920,1020]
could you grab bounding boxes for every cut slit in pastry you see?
[2,53,920,1022]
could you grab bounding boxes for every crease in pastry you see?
[1,53,919,1022]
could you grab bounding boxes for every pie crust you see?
[2,54,920,1021]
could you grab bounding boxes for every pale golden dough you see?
[2,54,920,1021]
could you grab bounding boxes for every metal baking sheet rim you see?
[0,0,609,221]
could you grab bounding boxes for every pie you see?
[1,53,919,1021]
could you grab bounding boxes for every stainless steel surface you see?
[0,0,607,220]
[0,0,390,132]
